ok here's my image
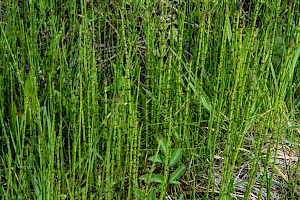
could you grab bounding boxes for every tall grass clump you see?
[1,0,300,199]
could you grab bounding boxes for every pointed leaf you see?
[188,81,212,112]
[288,125,300,129]
[150,174,164,184]
[154,184,163,194]
[149,195,157,200]
[148,154,165,163]
[224,194,234,200]
[149,190,157,200]
[140,174,165,184]
[169,166,186,183]
[290,44,300,73]
[135,189,145,199]
[158,139,167,155]
[169,148,183,167]
[227,17,232,43]
[140,174,151,183]
[169,180,181,185]
[25,69,35,97]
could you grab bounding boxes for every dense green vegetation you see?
[1,0,300,199]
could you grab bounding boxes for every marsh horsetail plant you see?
[1,0,300,199]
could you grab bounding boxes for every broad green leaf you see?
[150,174,164,184]
[140,174,165,184]
[169,166,186,183]
[224,194,234,200]
[226,17,232,43]
[149,190,158,200]
[148,155,165,163]
[140,174,150,182]
[135,189,145,199]
[290,43,300,70]
[140,174,151,183]
[169,148,183,167]
[28,167,40,198]
[25,69,35,97]
[169,180,181,185]
[188,81,212,112]
[147,185,161,200]
[24,69,40,118]
[158,139,167,155]
[173,130,180,141]
[146,188,158,200]
[288,125,300,129]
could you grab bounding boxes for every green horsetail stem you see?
[0,0,299,199]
